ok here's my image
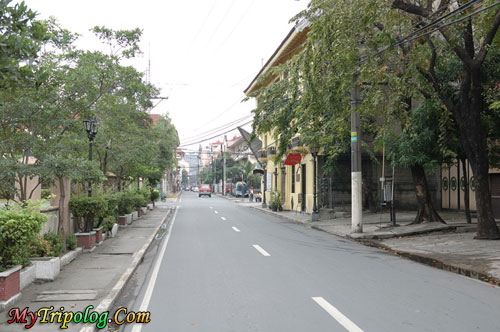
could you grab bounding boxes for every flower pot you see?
[0,265,21,309]
[132,211,138,221]
[141,207,148,215]
[93,226,103,244]
[31,257,61,281]
[137,209,142,217]
[75,231,96,250]
[118,216,127,226]
[271,206,278,212]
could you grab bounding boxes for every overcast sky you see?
[22,0,308,151]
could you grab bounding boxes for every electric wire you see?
[179,119,253,147]
[180,114,253,144]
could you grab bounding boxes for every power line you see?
[180,114,253,144]
[179,119,253,147]
[363,0,490,62]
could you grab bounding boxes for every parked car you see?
[193,186,199,192]
[199,184,211,197]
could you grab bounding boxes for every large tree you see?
[390,0,500,239]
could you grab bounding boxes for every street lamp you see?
[310,145,319,221]
[83,119,98,198]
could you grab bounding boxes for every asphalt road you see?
[125,191,500,332]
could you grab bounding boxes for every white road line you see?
[209,207,213,209]
[253,244,270,256]
[214,210,219,214]
[130,207,179,332]
[312,297,365,332]
[232,227,240,232]
[221,217,227,221]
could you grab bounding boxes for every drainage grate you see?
[35,290,97,302]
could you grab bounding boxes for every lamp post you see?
[83,119,98,198]
[310,145,319,221]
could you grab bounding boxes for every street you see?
[124,192,500,332]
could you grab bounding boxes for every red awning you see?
[284,153,302,165]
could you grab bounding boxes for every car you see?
[193,186,199,192]
[199,184,211,197]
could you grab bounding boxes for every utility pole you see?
[351,74,362,233]
[198,144,202,186]
[223,135,227,196]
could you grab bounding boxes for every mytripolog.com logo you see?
[8,306,151,329]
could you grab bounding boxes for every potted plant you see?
[29,233,63,281]
[269,191,282,212]
[69,195,107,249]
[0,201,48,307]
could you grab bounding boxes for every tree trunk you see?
[453,67,500,239]
[410,165,445,224]
[57,176,67,250]
[461,157,472,224]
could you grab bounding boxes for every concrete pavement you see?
[0,199,176,332]
[219,194,500,285]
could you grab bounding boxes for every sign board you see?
[266,172,272,191]
[351,131,358,142]
[284,153,302,166]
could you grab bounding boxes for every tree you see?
[390,0,500,239]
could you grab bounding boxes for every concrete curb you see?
[358,239,500,286]
[79,207,173,332]
[248,204,500,287]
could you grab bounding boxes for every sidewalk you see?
[245,202,500,285]
[0,200,176,332]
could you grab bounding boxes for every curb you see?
[247,205,500,287]
[79,207,173,332]
[358,239,500,287]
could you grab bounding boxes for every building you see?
[244,20,442,218]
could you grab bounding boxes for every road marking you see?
[214,210,219,214]
[312,297,365,332]
[209,207,213,209]
[232,227,240,232]
[253,244,270,256]
[130,207,179,332]
[221,217,227,221]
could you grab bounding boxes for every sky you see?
[22,0,308,152]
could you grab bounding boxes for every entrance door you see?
[302,164,306,212]
[491,174,500,220]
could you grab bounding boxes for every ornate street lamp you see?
[83,119,98,198]
[310,145,320,221]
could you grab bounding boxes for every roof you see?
[244,24,310,95]
[149,114,161,125]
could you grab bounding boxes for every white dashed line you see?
[253,244,270,257]
[209,207,213,209]
[214,211,219,214]
[221,217,227,221]
[312,297,365,332]
[232,227,240,232]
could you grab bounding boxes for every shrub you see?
[65,234,77,251]
[0,201,48,270]
[42,232,63,257]
[131,192,147,210]
[138,188,150,207]
[29,235,50,258]
[150,189,160,202]
[69,195,108,219]
[117,192,135,215]
[102,216,116,233]
[41,189,52,200]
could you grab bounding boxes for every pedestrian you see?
[250,186,254,202]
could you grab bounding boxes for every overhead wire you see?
[180,114,253,144]
[179,119,253,147]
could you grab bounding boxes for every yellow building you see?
[244,24,319,215]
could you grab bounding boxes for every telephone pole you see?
[351,74,362,233]
[223,135,227,196]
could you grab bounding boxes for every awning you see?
[284,153,302,165]
[253,168,265,175]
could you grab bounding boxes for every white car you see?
[193,186,199,192]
